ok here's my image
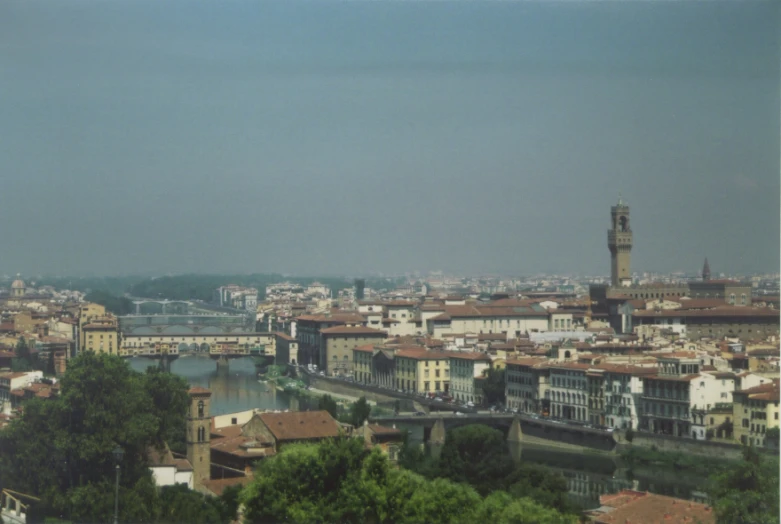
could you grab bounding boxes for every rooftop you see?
[590,489,715,524]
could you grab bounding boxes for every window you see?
[198,400,204,418]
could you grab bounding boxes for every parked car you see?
[414,411,427,416]
[466,401,474,408]
[455,412,466,417]
[434,397,443,402]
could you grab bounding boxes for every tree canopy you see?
[239,436,575,524]
[0,353,191,522]
[480,368,506,406]
[709,445,780,524]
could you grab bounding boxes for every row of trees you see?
[239,436,574,524]
[83,290,135,315]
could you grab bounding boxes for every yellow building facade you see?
[733,380,780,448]
[81,316,120,355]
[394,349,450,394]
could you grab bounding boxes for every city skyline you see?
[1,0,778,276]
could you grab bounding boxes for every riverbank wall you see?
[618,431,776,460]
[301,374,406,405]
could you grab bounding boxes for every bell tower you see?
[607,197,633,287]
[186,387,212,491]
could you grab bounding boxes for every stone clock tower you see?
[186,387,212,491]
[608,197,633,287]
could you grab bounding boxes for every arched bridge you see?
[128,298,195,315]
[369,413,618,451]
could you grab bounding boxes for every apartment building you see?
[383,301,422,337]
[599,364,656,430]
[319,326,387,376]
[448,352,492,404]
[81,316,120,354]
[505,358,550,415]
[639,353,735,439]
[429,303,553,340]
[733,380,780,447]
[295,313,365,367]
[549,363,591,422]
[394,349,450,394]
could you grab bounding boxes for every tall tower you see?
[607,197,633,287]
[186,387,212,491]
[702,258,711,281]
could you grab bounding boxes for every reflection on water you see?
[394,422,708,510]
[128,355,292,415]
[130,358,710,509]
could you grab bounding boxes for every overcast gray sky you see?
[1,0,778,277]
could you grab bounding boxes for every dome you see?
[11,279,25,289]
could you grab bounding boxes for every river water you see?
[129,356,709,509]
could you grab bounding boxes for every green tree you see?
[765,427,779,449]
[142,367,190,454]
[0,353,192,522]
[13,337,33,371]
[400,477,481,524]
[474,491,576,524]
[349,396,372,427]
[480,368,506,407]
[157,484,222,524]
[437,424,514,494]
[709,445,780,524]
[318,394,338,419]
[84,290,134,316]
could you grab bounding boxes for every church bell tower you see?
[608,197,633,287]
[187,387,212,491]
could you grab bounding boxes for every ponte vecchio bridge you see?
[119,332,276,371]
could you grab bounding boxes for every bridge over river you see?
[369,412,619,451]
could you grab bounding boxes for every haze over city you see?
[1,0,778,277]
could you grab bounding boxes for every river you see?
[129,356,710,509]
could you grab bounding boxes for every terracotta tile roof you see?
[258,410,341,442]
[478,333,508,341]
[297,313,365,323]
[448,351,492,362]
[644,374,700,383]
[634,307,779,318]
[734,380,780,402]
[394,349,452,360]
[320,326,386,336]
[0,372,31,379]
[201,477,253,497]
[352,344,375,353]
[385,300,416,307]
[596,364,657,376]
[506,357,548,367]
[675,299,729,309]
[274,332,295,341]
[367,424,402,436]
[591,489,715,523]
[381,318,400,324]
[188,386,212,396]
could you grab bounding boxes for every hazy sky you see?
[1,0,778,278]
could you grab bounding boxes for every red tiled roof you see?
[734,380,780,402]
[258,411,341,442]
[394,349,452,360]
[506,357,548,367]
[634,307,779,318]
[448,351,492,362]
[367,424,402,436]
[188,387,212,396]
[320,326,386,336]
[592,490,715,524]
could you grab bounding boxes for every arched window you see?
[198,400,204,418]
[198,426,205,442]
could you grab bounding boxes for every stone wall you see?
[304,374,405,405]
[622,431,776,460]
